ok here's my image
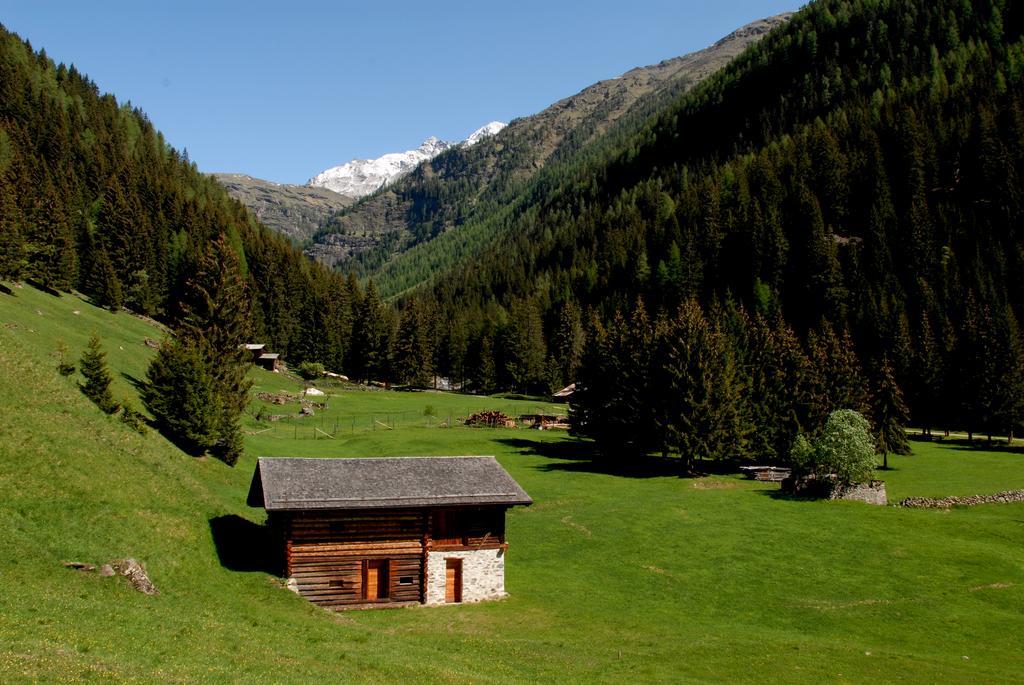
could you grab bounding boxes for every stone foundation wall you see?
[782,475,888,505]
[829,480,888,505]
[424,548,506,605]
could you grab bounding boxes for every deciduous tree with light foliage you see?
[791,409,876,485]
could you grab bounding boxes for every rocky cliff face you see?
[212,174,354,242]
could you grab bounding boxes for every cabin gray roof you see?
[248,456,532,511]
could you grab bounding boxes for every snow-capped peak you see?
[307,121,507,199]
[464,121,507,147]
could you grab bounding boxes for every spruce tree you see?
[0,169,26,281]
[473,334,498,394]
[143,234,251,465]
[143,339,218,455]
[79,333,119,414]
[391,301,432,387]
[655,300,748,472]
[554,299,585,385]
[503,298,547,393]
[349,280,389,383]
[995,306,1024,443]
[871,355,911,469]
[85,235,123,310]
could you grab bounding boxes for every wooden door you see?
[445,558,462,603]
[363,559,388,600]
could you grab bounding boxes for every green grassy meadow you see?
[1,285,1023,683]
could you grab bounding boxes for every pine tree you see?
[808,321,870,418]
[391,301,432,387]
[473,334,498,394]
[871,355,910,468]
[745,313,813,462]
[143,234,252,465]
[994,306,1024,442]
[910,311,942,436]
[554,299,585,385]
[26,175,77,291]
[655,300,749,472]
[143,339,218,455]
[0,167,26,281]
[503,298,547,393]
[79,333,119,414]
[85,234,123,310]
[349,280,390,384]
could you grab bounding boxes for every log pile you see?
[739,466,792,482]
[465,411,516,428]
[900,490,1024,508]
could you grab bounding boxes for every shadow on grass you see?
[495,437,740,479]
[209,515,280,575]
[121,372,146,391]
[937,439,1024,455]
[24,279,62,297]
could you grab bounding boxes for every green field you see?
[2,285,1023,683]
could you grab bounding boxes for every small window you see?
[329,580,345,588]
[329,521,346,532]
[398,576,414,586]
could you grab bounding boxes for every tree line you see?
[5,1,1024,463]
[386,0,1024,442]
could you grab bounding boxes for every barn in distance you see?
[247,456,532,608]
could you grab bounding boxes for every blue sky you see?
[2,0,795,184]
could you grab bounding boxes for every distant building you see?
[552,383,576,402]
[256,352,280,372]
[247,456,532,608]
[242,344,280,371]
[242,343,266,361]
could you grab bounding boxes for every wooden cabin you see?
[242,344,280,371]
[247,456,532,609]
[242,343,266,362]
[256,352,280,371]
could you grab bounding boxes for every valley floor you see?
[1,286,1023,683]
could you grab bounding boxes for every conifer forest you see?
[2,0,1024,465]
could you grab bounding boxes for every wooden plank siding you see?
[280,507,508,608]
[286,510,425,607]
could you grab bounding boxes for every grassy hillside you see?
[2,285,1024,683]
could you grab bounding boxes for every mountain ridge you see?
[307,121,508,198]
[307,13,793,274]
[211,173,353,242]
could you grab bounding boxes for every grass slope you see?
[1,285,1023,683]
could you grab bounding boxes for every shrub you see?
[120,397,149,435]
[296,361,325,381]
[790,409,877,484]
[55,340,75,376]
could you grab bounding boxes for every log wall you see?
[285,510,426,607]
[280,506,510,608]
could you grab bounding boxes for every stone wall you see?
[424,548,506,605]
[900,490,1024,508]
[782,475,888,505]
[829,480,888,505]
